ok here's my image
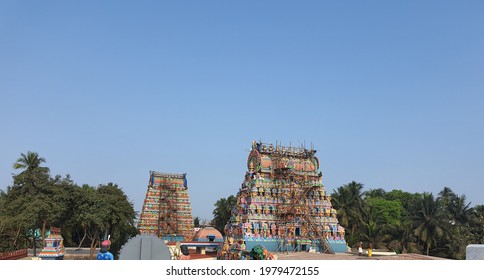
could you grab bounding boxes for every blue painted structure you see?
[193,236,224,243]
[243,237,348,253]
[162,235,185,242]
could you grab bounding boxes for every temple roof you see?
[192,227,223,240]
[252,141,317,159]
[150,171,186,179]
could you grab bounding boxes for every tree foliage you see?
[6,151,52,255]
[12,151,48,173]
[1,152,138,259]
[212,195,237,234]
[331,181,364,244]
[193,217,201,227]
[411,193,447,256]
[365,197,402,227]
[329,183,482,259]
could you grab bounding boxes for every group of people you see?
[357,241,373,257]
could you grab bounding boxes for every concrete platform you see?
[275,252,446,260]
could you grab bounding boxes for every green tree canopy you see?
[212,195,236,234]
[7,151,52,255]
[1,152,138,259]
[365,197,403,227]
[95,183,138,258]
[13,151,48,173]
[412,193,447,256]
[331,181,364,245]
[194,217,201,227]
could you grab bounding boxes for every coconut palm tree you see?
[412,193,446,256]
[212,195,236,234]
[468,205,484,244]
[363,188,386,199]
[386,220,421,254]
[11,151,49,256]
[439,193,472,259]
[13,151,48,173]
[360,204,391,248]
[447,194,472,226]
[438,187,455,203]
[331,181,364,244]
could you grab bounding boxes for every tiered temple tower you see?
[137,172,194,241]
[225,141,347,253]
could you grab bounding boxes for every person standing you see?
[357,241,363,256]
[97,239,114,260]
[368,242,373,257]
[179,245,190,260]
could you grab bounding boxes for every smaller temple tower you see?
[38,227,65,260]
[137,172,194,241]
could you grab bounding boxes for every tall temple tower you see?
[225,141,347,253]
[137,172,194,241]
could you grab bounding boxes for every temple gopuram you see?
[224,141,348,253]
[137,171,194,241]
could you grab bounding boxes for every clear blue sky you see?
[1,1,483,221]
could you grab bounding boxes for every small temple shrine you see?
[137,171,194,241]
[224,141,348,253]
[38,227,65,260]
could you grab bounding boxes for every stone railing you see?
[0,249,28,260]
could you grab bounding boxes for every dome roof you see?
[192,227,223,241]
